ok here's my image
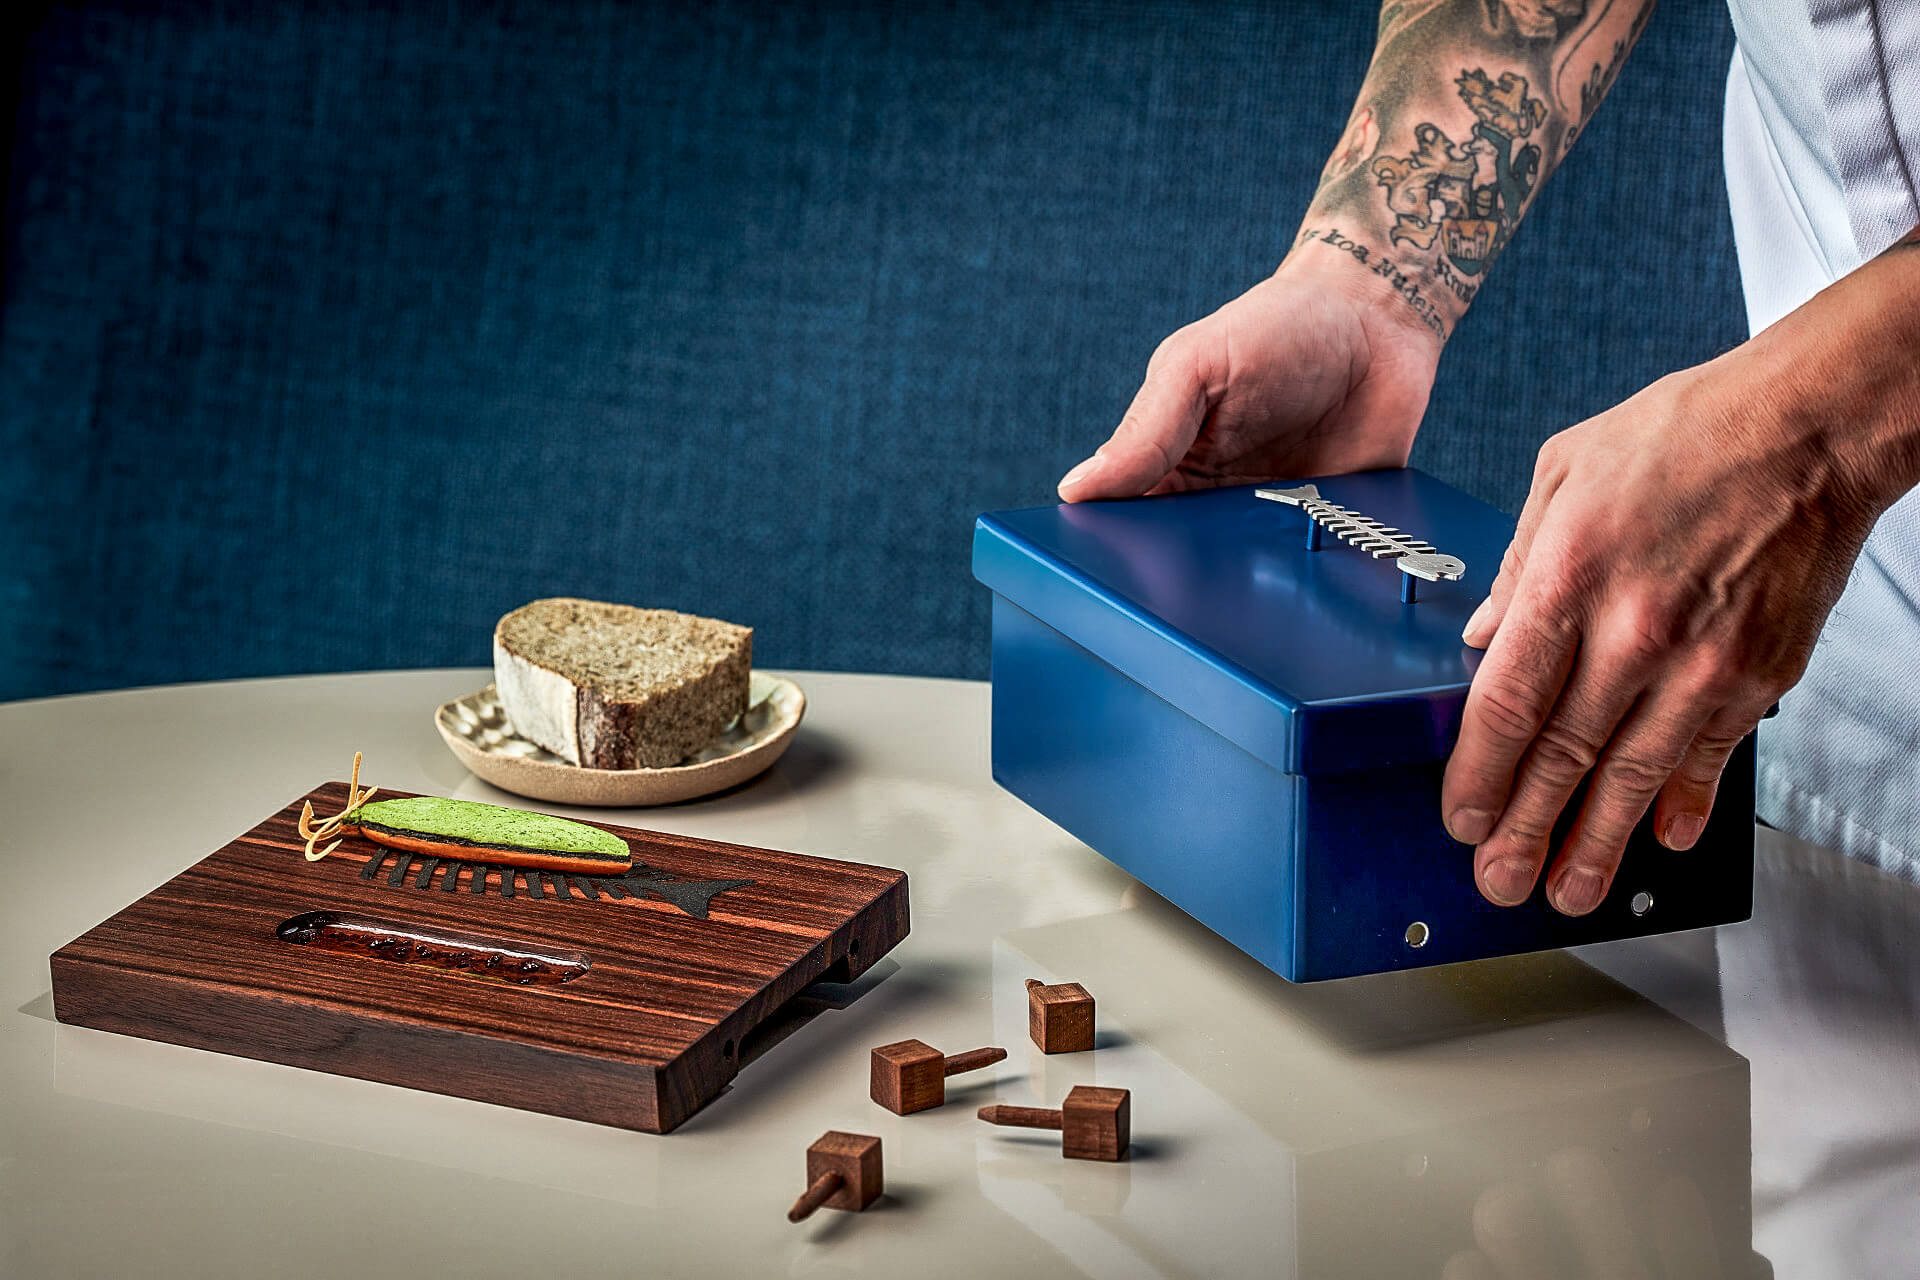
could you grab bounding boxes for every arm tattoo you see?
[1566,1,1654,147]
[1296,0,1657,333]
[1369,69,1547,276]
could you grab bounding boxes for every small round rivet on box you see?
[1404,921,1429,948]
[1630,891,1654,917]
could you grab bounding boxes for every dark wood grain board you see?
[50,782,910,1133]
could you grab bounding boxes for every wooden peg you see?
[1025,978,1095,1054]
[870,1038,1008,1114]
[979,1085,1130,1161]
[787,1131,883,1223]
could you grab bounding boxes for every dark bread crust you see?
[576,637,752,768]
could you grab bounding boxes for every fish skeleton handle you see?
[1255,483,1466,602]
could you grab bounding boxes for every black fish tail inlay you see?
[623,875,756,920]
[387,852,415,887]
[599,880,628,899]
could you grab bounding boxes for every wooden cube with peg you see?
[787,1131,883,1223]
[1026,978,1095,1053]
[870,1038,1008,1114]
[978,1085,1131,1161]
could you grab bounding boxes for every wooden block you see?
[871,1038,947,1114]
[50,781,910,1134]
[790,1131,883,1221]
[1061,1085,1130,1161]
[1026,978,1095,1053]
[870,1038,1007,1114]
[978,1085,1131,1161]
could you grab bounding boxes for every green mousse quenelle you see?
[297,754,636,874]
[350,797,630,863]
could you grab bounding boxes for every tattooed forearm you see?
[1294,0,1656,333]
[1378,0,1448,42]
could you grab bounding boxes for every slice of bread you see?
[493,599,753,769]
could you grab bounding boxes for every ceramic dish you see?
[435,672,805,806]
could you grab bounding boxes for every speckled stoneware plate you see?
[435,673,805,806]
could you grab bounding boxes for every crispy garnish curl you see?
[298,751,380,861]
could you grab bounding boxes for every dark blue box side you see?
[990,595,1299,976]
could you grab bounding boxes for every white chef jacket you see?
[1710,10,1920,1277]
[1722,0,1920,884]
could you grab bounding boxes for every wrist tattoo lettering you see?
[1296,226,1451,339]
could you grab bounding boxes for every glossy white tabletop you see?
[1,670,1914,1279]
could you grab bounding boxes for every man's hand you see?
[1443,355,1881,915]
[1059,0,1662,503]
[1057,259,1443,501]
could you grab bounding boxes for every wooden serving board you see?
[50,782,909,1133]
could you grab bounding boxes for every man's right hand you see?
[1056,258,1445,503]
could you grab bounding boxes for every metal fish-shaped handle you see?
[1256,483,1466,603]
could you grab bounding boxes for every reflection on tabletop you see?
[993,888,1764,1280]
[1706,834,1920,1280]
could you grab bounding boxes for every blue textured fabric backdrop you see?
[1,1,1742,700]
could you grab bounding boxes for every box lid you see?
[973,469,1515,776]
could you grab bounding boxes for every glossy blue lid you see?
[972,469,1516,775]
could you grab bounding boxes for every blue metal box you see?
[973,468,1754,981]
